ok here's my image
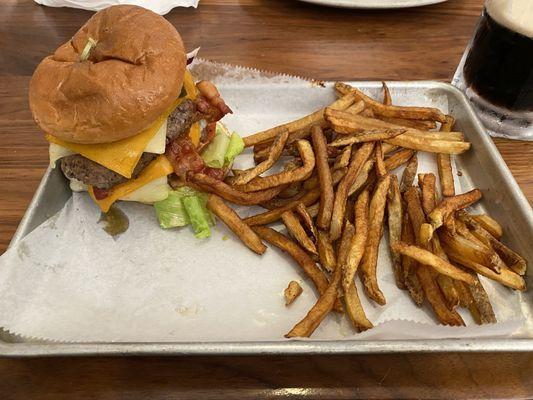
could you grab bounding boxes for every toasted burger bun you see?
[29,5,186,144]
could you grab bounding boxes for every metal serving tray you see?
[2,81,532,356]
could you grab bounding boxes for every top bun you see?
[29,5,186,144]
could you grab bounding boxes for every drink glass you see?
[453,0,533,140]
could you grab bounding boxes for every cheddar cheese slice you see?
[89,155,174,213]
[46,71,199,178]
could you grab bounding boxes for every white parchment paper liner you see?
[34,0,198,15]
[0,59,528,342]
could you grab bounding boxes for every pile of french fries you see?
[195,82,527,338]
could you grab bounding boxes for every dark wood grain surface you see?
[0,0,531,398]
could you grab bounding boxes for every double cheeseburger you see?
[29,5,231,213]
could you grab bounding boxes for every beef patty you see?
[60,99,199,190]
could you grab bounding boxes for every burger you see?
[29,5,239,235]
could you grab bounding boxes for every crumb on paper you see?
[311,79,326,88]
[457,170,463,176]
[284,281,303,306]
[222,235,229,241]
[175,304,203,317]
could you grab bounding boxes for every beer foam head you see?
[486,0,533,38]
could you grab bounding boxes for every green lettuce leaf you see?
[182,196,211,238]
[201,124,231,168]
[225,132,244,165]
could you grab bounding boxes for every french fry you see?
[330,142,375,241]
[360,174,391,305]
[421,189,482,243]
[385,134,469,154]
[437,115,456,197]
[306,202,320,219]
[261,191,306,210]
[400,153,418,193]
[253,226,329,295]
[418,173,460,310]
[417,266,465,326]
[404,187,464,325]
[317,230,337,273]
[401,210,425,306]
[328,129,406,146]
[439,229,503,273]
[311,126,334,230]
[384,148,415,172]
[418,173,437,216]
[348,159,374,197]
[472,213,503,239]
[391,242,476,285]
[342,190,373,331]
[335,82,447,123]
[245,169,347,226]
[284,281,303,306]
[237,140,315,192]
[382,81,392,106]
[382,143,397,154]
[457,211,526,275]
[190,173,286,206]
[404,187,427,245]
[469,275,497,324]
[244,91,357,147]
[294,202,317,242]
[233,130,289,185]
[446,250,526,291]
[380,117,437,130]
[387,176,405,289]
[338,221,356,267]
[345,100,366,115]
[282,210,317,255]
[344,191,369,286]
[333,146,352,170]
[245,189,321,226]
[374,142,387,178]
[285,257,342,338]
[325,108,464,143]
[207,194,267,255]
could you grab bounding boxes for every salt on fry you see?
[311,125,334,230]
[360,174,391,305]
[207,194,267,255]
[284,281,303,306]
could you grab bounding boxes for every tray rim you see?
[3,80,532,356]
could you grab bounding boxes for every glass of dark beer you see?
[456,0,532,140]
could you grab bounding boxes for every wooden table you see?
[0,0,531,398]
